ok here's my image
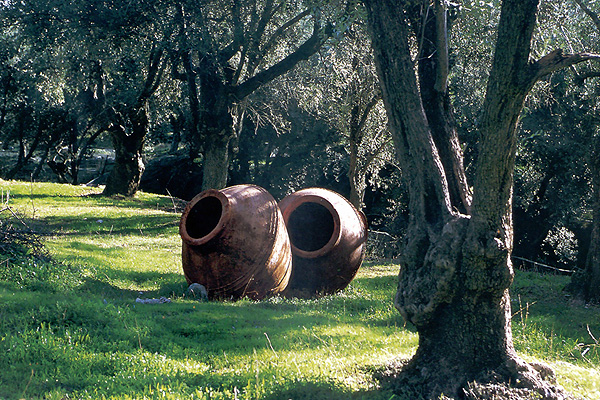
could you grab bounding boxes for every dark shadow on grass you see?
[77,270,186,300]
[16,272,597,399]
[260,380,396,400]
[30,214,179,238]
[9,192,185,213]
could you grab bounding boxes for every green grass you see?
[0,179,599,400]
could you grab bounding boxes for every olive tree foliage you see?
[228,58,353,201]
[510,2,596,272]
[513,85,592,269]
[0,3,77,181]
[562,0,600,303]
[315,25,394,210]
[0,0,174,194]
[240,21,394,209]
[169,0,357,191]
[363,0,599,398]
[222,17,398,228]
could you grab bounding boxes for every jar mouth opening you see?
[283,196,341,258]
[180,190,229,245]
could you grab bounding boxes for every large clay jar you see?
[179,184,292,300]
[279,188,368,298]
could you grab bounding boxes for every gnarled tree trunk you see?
[103,107,147,196]
[364,0,598,397]
[102,46,164,197]
[172,3,337,191]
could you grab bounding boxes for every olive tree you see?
[363,0,599,397]
[170,0,355,190]
[568,0,600,303]
[2,0,174,194]
[317,25,393,210]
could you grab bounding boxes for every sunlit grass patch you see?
[550,361,600,399]
[1,180,599,399]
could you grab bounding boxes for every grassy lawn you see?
[0,179,599,400]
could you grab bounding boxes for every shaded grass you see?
[0,179,599,399]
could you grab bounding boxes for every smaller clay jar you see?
[279,188,368,298]
[179,184,292,300]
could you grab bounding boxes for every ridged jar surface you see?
[279,188,368,298]
[179,184,292,300]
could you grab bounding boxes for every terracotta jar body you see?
[279,188,368,298]
[179,184,292,300]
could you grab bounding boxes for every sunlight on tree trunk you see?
[201,134,230,191]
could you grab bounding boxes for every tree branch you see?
[532,49,600,81]
[244,0,276,76]
[574,0,600,31]
[356,95,381,142]
[233,22,333,100]
[576,70,600,83]
[216,0,244,65]
[139,45,165,104]
[434,0,449,92]
[261,9,311,57]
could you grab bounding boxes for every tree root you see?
[374,355,576,400]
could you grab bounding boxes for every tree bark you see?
[102,46,164,196]
[196,55,235,191]
[174,4,337,191]
[201,132,231,191]
[417,2,472,214]
[364,0,590,397]
[102,107,147,196]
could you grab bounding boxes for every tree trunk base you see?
[376,354,574,400]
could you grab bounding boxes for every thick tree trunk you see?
[7,109,36,180]
[102,47,163,196]
[196,55,236,191]
[417,6,471,214]
[201,133,230,191]
[6,126,25,179]
[197,100,237,191]
[364,0,582,397]
[103,136,144,197]
[103,108,147,197]
[397,287,520,396]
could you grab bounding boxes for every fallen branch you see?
[512,255,574,275]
